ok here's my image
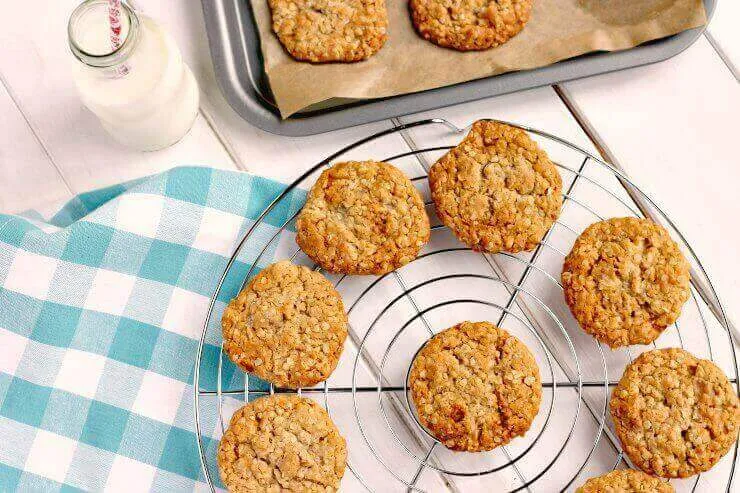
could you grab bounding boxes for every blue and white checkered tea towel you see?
[0,167,305,491]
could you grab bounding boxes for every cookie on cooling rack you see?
[562,217,690,348]
[576,469,674,493]
[410,0,532,51]
[428,120,562,253]
[222,260,347,388]
[218,394,347,492]
[408,321,541,452]
[610,348,740,478]
[296,160,430,275]
[268,0,387,62]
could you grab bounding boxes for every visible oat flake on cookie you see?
[576,469,674,493]
[562,217,690,348]
[217,395,347,492]
[409,321,541,452]
[268,0,388,62]
[410,0,533,51]
[429,120,562,253]
[222,260,348,388]
[610,348,740,478]
[296,160,430,275]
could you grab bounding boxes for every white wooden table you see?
[1,2,738,491]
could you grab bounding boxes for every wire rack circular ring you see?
[194,118,739,492]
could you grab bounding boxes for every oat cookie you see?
[296,160,430,275]
[410,0,532,51]
[576,469,674,493]
[429,120,562,253]
[610,348,740,478]
[222,260,347,388]
[408,321,541,452]
[218,395,347,492]
[562,217,690,348]
[268,0,388,62]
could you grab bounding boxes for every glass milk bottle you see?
[68,0,199,151]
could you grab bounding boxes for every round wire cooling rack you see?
[193,118,739,492]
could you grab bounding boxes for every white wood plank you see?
[0,1,236,196]
[0,80,72,214]
[706,0,740,75]
[561,36,740,327]
[397,86,598,154]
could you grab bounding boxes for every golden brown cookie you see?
[576,469,674,493]
[268,0,388,62]
[296,160,430,275]
[610,348,740,478]
[562,217,690,348]
[222,260,347,388]
[410,0,532,51]
[217,395,347,492]
[408,321,541,452]
[429,120,562,253]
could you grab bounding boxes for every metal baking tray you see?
[201,0,715,136]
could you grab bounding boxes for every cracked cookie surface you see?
[576,469,674,493]
[562,217,690,348]
[217,395,347,492]
[268,0,388,62]
[429,120,562,253]
[610,348,740,478]
[410,0,532,51]
[409,321,541,452]
[222,260,347,388]
[297,160,430,275]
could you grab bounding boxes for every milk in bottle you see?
[68,0,199,151]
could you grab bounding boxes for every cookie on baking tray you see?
[562,217,690,348]
[610,348,740,478]
[428,120,562,253]
[217,394,347,492]
[268,0,388,62]
[408,321,541,452]
[576,469,674,493]
[410,0,533,51]
[296,160,430,275]
[222,260,347,388]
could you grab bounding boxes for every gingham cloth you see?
[0,167,304,492]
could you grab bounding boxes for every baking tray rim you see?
[201,0,715,137]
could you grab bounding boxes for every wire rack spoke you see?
[406,444,437,493]
[197,379,647,397]
[193,118,739,493]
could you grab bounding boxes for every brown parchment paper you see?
[252,1,706,118]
